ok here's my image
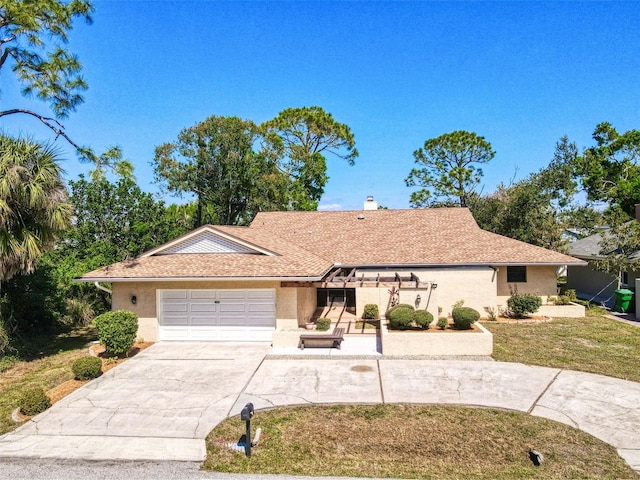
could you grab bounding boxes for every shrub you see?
[19,387,51,416]
[64,297,95,326]
[388,305,415,330]
[484,306,498,321]
[559,288,577,301]
[385,303,414,318]
[0,319,9,357]
[94,310,138,357]
[72,356,102,380]
[452,307,480,330]
[315,317,331,331]
[362,304,379,320]
[437,317,448,330]
[507,293,542,318]
[413,310,433,329]
[553,295,573,306]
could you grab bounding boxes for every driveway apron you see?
[0,343,270,462]
[2,352,640,474]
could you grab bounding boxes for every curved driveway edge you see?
[1,343,640,475]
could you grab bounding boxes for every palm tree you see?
[0,135,72,284]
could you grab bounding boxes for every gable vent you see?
[158,231,256,255]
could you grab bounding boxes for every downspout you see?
[94,281,112,295]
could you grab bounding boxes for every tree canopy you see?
[406,130,495,207]
[576,122,640,218]
[261,106,358,210]
[0,134,72,282]
[153,115,277,226]
[0,0,129,176]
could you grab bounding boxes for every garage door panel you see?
[190,303,217,313]
[218,290,246,299]
[159,289,275,341]
[162,291,188,300]
[189,290,217,300]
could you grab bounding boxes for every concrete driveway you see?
[2,345,640,475]
[0,343,270,462]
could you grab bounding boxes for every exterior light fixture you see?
[131,295,137,305]
[431,283,438,289]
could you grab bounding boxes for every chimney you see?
[363,196,378,211]
[636,204,640,222]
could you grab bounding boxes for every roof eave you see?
[76,275,327,283]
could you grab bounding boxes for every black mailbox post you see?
[240,402,254,457]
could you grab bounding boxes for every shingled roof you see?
[80,207,584,281]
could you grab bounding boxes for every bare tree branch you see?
[0,108,85,151]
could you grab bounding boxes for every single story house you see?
[79,201,585,342]
[566,227,640,309]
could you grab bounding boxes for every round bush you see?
[386,303,414,319]
[94,310,138,357]
[388,306,414,330]
[413,310,433,329]
[19,387,51,416]
[437,317,448,330]
[362,304,380,320]
[507,293,542,318]
[315,317,331,331]
[72,356,102,380]
[452,307,480,330]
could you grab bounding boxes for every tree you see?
[48,175,191,311]
[406,130,495,208]
[592,216,640,290]
[153,115,281,226]
[261,106,358,210]
[469,136,579,251]
[0,1,129,175]
[0,135,72,283]
[0,135,71,342]
[576,122,640,217]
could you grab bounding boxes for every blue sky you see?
[2,1,639,210]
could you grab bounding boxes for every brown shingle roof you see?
[80,207,584,281]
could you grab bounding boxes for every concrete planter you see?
[380,321,493,356]
[537,302,585,318]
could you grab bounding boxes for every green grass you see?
[204,404,635,479]
[0,327,95,435]
[483,311,640,382]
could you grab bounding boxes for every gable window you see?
[507,266,527,283]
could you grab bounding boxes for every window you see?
[507,266,527,283]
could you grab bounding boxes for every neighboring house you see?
[566,227,640,307]
[80,203,585,343]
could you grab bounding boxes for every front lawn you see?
[0,327,96,435]
[204,404,635,479]
[483,311,640,382]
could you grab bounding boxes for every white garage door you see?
[158,289,276,341]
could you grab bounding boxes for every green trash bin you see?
[614,289,634,313]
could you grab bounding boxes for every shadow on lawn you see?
[11,325,96,362]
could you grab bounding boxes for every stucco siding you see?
[496,265,557,304]
[112,280,285,341]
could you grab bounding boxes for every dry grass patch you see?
[204,404,634,479]
[483,311,640,382]
[0,328,151,433]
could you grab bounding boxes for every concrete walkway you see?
[1,343,640,475]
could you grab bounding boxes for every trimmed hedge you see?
[452,307,480,330]
[414,310,433,329]
[437,317,448,330]
[507,293,542,318]
[388,305,415,330]
[19,387,51,416]
[386,303,414,318]
[94,310,138,357]
[362,304,380,320]
[72,356,102,380]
